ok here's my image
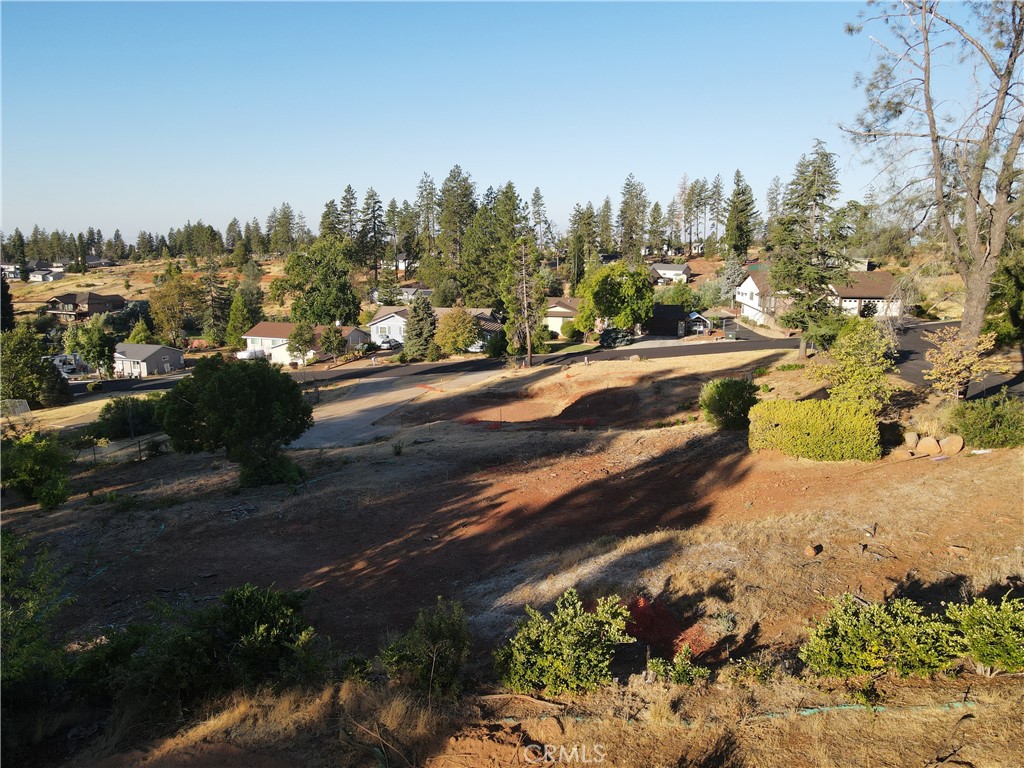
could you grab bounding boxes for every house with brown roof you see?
[46,292,126,322]
[240,321,370,365]
[544,297,581,336]
[735,269,903,325]
[829,271,902,318]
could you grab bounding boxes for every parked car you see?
[598,328,633,348]
[379,337,402,350]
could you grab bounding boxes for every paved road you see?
[891,320,1023,397]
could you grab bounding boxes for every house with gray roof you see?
[113,343,185,378]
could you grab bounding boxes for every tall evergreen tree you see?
[647,202,666,255]
[437,165,477,272]
[501,237,547,367]
[319,200,343,240]
[404,294,438,359]
[617,174,649,266]
[339,185,360,241]
[530,187,548,251]
[597,197,615,255]
[415,172,439,258]
[769,140,851,355]
[724,170,759,259]
[225,218,243,250]
[6,229,28,280]
[357,188,387,281]
[269,202,297,255]
[709,174,726,238]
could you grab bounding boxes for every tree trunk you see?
[798,335,808,358]
[959,258,1000,342]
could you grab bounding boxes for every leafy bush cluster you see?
[647,646,709,685]
[0,431,72,509]
[91,393,165,440]
[699,377,759,429]
[379,597,469,698]
[748,400,881,461]
[800,593,1024,678]
[947,389,1024,448]
[494,589,630,695]
[560,320,583,342]
[74,584,324,727]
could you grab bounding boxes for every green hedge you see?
[749,399,881,461]
[800,593,1024,678]
[948,389,1024,448]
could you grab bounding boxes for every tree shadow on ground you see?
[889,572,1023,611]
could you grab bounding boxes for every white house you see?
[829,271,903,318]
[369,305,502,349]
[733,272,775,324]
[240,321,369,365]
[649,263,692,284]
[29,270,64,282]
[544,297,581,336]
[113,343,185,378]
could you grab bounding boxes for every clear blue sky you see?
[2,1,883,240]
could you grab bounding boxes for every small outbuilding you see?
[686,311,712,335]
[113,343,185,378]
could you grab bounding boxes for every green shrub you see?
[0,431,72,509]
[945,595,1024,673]
[379,597,469,698]
[494,588,630,695]
[698,378,759,430]
[947,389,1024,448]
[647,646,710,685]
[93,393,165,440]
[238,454,305,488]
[775,363,806,371]
[799,594,957,677]
[73,584,323,728]
[484,329,508,358]
[1,532,70,698]
[560,320,583,342]
[749,400,881,461]
[86,381,103,392]
[752,366,770,378]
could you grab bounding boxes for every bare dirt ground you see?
[4,351,1022,768]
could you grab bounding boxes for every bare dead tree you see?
[844,0,1024,342]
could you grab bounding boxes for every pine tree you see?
[437,165,477,271]
[501,237,547,366]
[357,188,386,281]
[225,218,243,250]
[269,202,296,255]
[319,200,343,240]
[404,295,438,359]
[415,172,438,258]
[319,325,347,364]
[617,174,649,266]
[531,187,548,251]
[769,140,851,355]
[126,318,155,344]
[597,197,615,255]
[709,174,726,238]
[225,291,252,349]
[724,170,758,259]
[339,185,360,240]
[647,202,665,255]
